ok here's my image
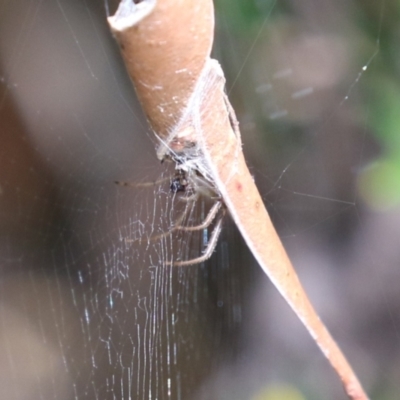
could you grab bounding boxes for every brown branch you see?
[108,1,369,399]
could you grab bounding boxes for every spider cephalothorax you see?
[170,169,188,193]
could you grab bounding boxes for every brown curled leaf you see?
[108,0,213,140]
[108,1,369,399]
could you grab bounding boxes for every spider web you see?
[1,0,398,399]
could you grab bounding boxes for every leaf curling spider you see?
[163,163,226,267]
[116,153,226,267]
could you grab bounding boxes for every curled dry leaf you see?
[108,1,369,399]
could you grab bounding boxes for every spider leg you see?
[167,208,225,267]
[115,176,170,188]
[151,199,220,242]
[172,200,222,231]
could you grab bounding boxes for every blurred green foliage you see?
[215,0,400,211]
[360,75,400,209]
[252,384,306,400]
[214,0,283,34]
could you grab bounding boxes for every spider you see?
[163,165,226,267]
[116,161,225,267]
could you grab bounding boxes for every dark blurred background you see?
[0,0,399,399]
